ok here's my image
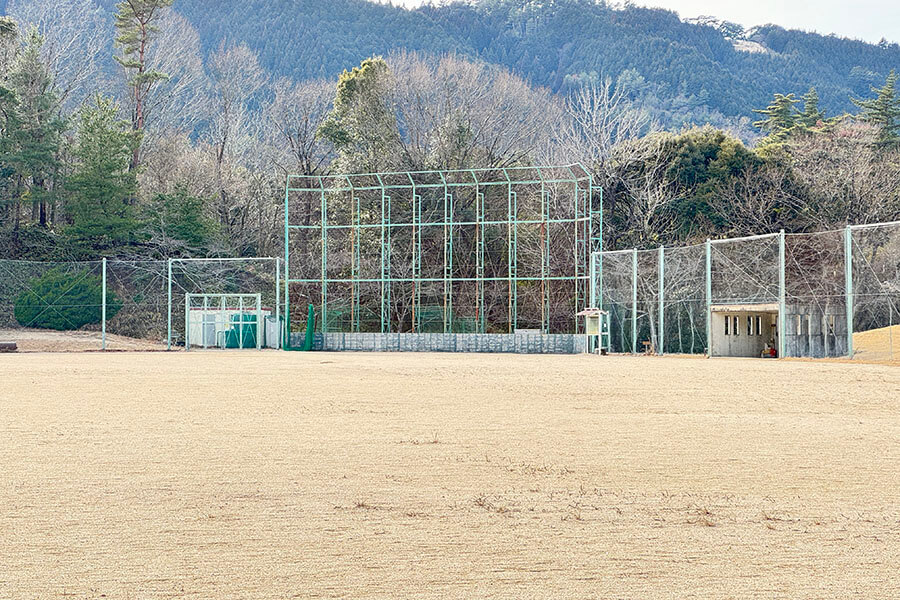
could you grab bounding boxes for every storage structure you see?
[709,304,778,358]
[185,293,269,350]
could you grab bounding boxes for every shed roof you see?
[710,303,778,313]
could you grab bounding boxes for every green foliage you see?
[317,57,400,172]
[14,267,120,330]
[114,0,174,152]
[171,0,900,127]
[0,29,66,227]
[753,93,800,143]
[143,186,219,254]
[852,70,900,144]
[798,87,826,128]
[65,95,143,255]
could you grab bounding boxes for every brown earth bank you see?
[1,352,899,598]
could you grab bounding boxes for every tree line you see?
[0,0,898,264]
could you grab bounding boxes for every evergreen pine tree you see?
[851,70,900,144]
[65,96,143,255]
[797,87,826,128]
[752,93,799,143]
[113,0,175,168]
[317,57,400,173]
[3,30,66,228]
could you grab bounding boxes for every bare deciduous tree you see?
[7,0,111,109]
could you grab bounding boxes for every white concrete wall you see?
[710,312,777,358]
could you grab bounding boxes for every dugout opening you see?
[710,303,779,358]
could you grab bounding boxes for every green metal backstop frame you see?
[284,165,601,338]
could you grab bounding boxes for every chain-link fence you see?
[0,257,281,352]
[593,221,900,362]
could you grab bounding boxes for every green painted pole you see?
[283,183,290,348]
[778,229,786,359]
[705,239,712,357]
[275,257,281,349]
[101,257,107,351]
[167,258,172,350]
[378,175,388,334]
[844,225,854,358]
[631,248,637,354]
[658,246,664,356]
[320,188,327,334]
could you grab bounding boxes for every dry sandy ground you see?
[854,324,900,365]
[0,328,165,352]
[1,352,899,599]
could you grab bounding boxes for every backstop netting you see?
[593,221,900,362]
[285,165,599,336]
[851,223,900,362]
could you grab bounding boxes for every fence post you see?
[658,246,664,356]
[631,248,637,354]
[167,258,173,350]
[705,239,712,357]
[844,226,854,358]
[101,258,107,351]
[778,229,786,359]
[275,257,281,349]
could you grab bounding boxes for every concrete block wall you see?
[784,303,848,358]
[288,332,587,354]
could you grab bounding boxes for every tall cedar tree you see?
[317,57,399,173]
[3,30,65,229]
[113,0,174,168]
[752,93,799,143]
[852,70,900,144]
[66,96,142,255]
[798,87,826,128]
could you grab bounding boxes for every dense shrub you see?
[14,268,120,330]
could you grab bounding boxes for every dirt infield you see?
[2,352,899,598]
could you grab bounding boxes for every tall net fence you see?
[593,221,900,362]
[285,166,597,336]
[0,257,280,352]
[851,223,900,362]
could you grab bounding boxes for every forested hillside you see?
[133,0,900,127]
[3,0,900,128]
[0,0,898,264]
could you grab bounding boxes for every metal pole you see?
[705,239,712,357]
[506,172,515,333]
[257,294,262,350]
[351,184,360,332]
[284,181,290,349]
[778,229,786,359]
[573,177,580,332]
[275,257,281,349]
[658,246,664,356]
[541,181,549,333]
[202,295,209,350]
[476,188,485,333]
[844,226,854,358]
[320,188,327,334]
[167,259,173,350]
[101,258,107,351]
[378,175,388,333]
[631,248,637,354]
[184,294,190,351]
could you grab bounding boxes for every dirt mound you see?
[854,324,900,364]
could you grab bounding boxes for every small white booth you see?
[577,308,610,354]
[709,303,779,358]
